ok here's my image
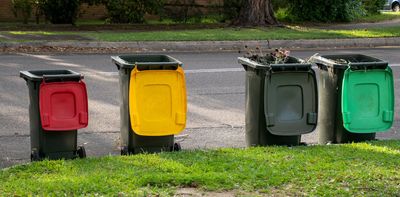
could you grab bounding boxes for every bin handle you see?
[42,74,83,83]
[347,62,388,71]
[133,64,181,72]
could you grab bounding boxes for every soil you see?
[1,33,93,41]
[0,45,145,54]
[0,23,227,32]
[174,188,269,197]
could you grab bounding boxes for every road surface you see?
[1,48,400,168]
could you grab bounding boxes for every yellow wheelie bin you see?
[112,55,187,154]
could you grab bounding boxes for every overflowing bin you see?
[239,56,318,146]
[112,55,186,155]
[310,54,394,144]
[20,70,88,161]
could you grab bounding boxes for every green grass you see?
[83,26,400,41]
[147,16,224,25]
[356,11,400,23]
[2,25,400,42]
[16,11,400,27]
[3,10,400,27]
[276,10,400,24]
[75,19,107,26]
[1,140,400,196]
[7,31,59,35]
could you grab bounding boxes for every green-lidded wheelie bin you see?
[111,55,186,155]
[309,54,394,144]
[20,70,88,161]
[238,56,318,146]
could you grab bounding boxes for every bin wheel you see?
[77,146,86,158]
[172,143,181,152]
[121,146,129,155]
[30,150,40,162]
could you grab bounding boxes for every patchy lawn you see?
[1,140,400,196]
[1,25,400,42]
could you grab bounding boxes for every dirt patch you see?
[1,33,93,41]
[174,188,236,197]
[174,188,275,197]
[0,23,227,32]
[0,46,147,54]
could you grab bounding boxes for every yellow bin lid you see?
[129,67,187,136]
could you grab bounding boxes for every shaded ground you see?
[317,18,400,30]
[0,45,147,54]
[0,23,226,32]
[0,33,93,41]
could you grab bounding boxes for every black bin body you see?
[20,70,86,161]
[239,56,318,146]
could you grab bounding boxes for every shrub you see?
[275,7,292,22]
[38,0,80,24]
[340,0,366,21]
[272,0,290,9]
[362,0,386,15]
[221,0,290,22]
[288,0,366,22]
[104,0,164,23]
[11,0,33,24]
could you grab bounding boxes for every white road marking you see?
[95,72,118,76]
[95,68,244,76]
[185,68,243,73]
[94,64,400,76]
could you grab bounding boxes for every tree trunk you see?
[233,0,278,26]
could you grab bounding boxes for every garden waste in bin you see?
[20,70,88,161]
[238,55,318,146]
[111,55,186,155]
[309,54,394,144]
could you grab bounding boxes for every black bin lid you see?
[111,54,182,70]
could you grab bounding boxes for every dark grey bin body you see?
[310,54,380,144]
[112,55,182,154]
[239,57,318,146]
[20,70,85,161]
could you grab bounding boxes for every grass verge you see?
[1,140,400,196]
[85,26,400,41]
[2,26,400,42]
[356,11,400,23]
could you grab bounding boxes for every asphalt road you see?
[1,48,400,168]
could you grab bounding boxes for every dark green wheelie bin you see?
[20,70,87,161]
[238,56,318,146]
[310,54,394,144]
[112,55,186,155]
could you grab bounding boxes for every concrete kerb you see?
[1,37,400,52]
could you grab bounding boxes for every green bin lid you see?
[342,66,394,133]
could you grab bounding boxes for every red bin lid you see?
[39,81,89,131]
